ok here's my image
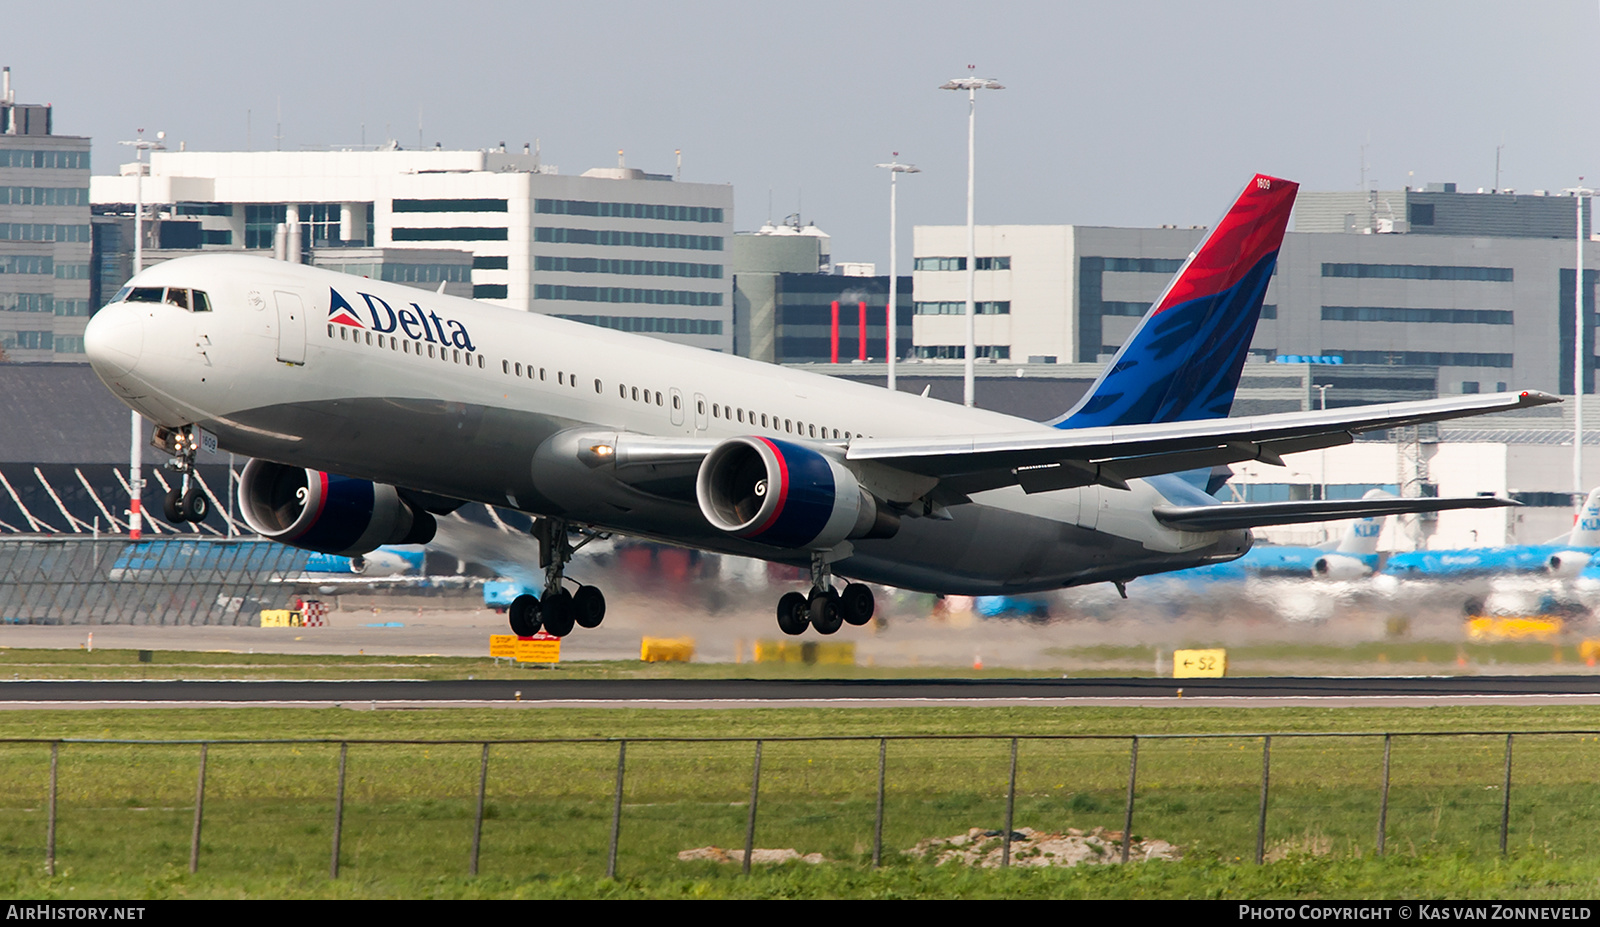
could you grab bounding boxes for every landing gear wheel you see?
[541,588,576,638]
[508,594,540,637]
[162,488,183,523]
[180,486,209,522]
[573,585,606,629]
[810,590,844,635]
[776,592,810,636]
[840,583,875,626]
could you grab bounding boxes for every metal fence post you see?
[189,743,208,873]
[1500,733,1513,855]
[470,743,489,876]
[1121,736,1138,864]
[872,738,886,868]
[45,741,58,877]
[607,740,626,879]
[1002,738,1018,868]
[1377,733,1391,857]
[742,740,762,876]
[1255,735,1272,865]
[330,742,348,879]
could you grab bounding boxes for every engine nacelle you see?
[238,459,435,556]
[1312,553,1373,580]
[695,436,898,550]
[1548,551,1592,578]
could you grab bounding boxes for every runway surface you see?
[5,675,1600,709]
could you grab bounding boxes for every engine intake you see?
[1312,553,1373,580]
[1548,551,1592,578]
[238,459,435,556]
[696,436,898,550]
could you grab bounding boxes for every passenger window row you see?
[500,358,583,389]
[707,401,857,440]
[327,323,486,369]
[617,383,664,407]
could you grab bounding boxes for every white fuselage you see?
[83,254,1249,594]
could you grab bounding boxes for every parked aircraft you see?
[1381,487,1600,580]
[303,546,424,577]
[82,174,1546,638]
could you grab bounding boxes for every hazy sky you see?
[13,1,1600,268]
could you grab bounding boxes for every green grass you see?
[0,706,1597,897]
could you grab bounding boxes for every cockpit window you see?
[192,290,211,312]
[125,287,163,303]
[165,288,190,310]
[111,286,132,304]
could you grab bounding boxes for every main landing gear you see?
[507,518,609,639]
[160,426,209,524]
[775,552,875,637]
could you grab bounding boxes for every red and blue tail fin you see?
[1052,174,1297,429]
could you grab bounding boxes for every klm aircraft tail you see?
[1569,487,1600,546]
[1332,489,1392,556]
[1053,174,1298,430]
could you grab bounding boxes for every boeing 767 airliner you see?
[82,174,1551,637]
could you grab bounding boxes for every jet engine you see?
[1548,551,1592,578]
[238,459,435,556]
[1312,553,1373,580]
[695,436,898,550]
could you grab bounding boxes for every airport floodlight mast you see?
[940,68,1003,407]
[875,156,919,392]
[1565,181,1595,510]
[117,130,166,540]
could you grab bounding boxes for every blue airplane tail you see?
[1052,174,1298,430]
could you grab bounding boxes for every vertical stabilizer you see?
[1571,487,1600,547]
[1335,489,1392,555]
[1053,174,1298,429]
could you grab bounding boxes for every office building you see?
[732,218,911,364]
[0,68,92,364]
[91,148,734,351]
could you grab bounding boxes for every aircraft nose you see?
[83,304,143,378]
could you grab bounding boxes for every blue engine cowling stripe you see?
[288,473,377,555]
[744,438,837,549]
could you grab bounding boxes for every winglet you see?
[1054,174,1298,430]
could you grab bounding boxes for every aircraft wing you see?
[845,390,1558,496]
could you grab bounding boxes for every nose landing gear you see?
[156,425,209,523]
[504,518,610,639]
[773,552,875,636]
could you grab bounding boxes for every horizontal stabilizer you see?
[1152,495,1516,532]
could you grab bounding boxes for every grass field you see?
[0,705,1598,898]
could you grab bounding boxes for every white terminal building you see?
[90,147,735,352]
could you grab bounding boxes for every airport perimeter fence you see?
[0,537,309,626]
[7,729,1598,880]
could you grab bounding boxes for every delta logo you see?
[328,287,476,352]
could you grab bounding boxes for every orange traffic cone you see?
[973,652,984,671]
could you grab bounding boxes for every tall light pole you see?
[1566,182,1595,510]
[940,68,1003,407]
[1314,384,1333,512]
[118,131,165,540]
[875,156,919,392]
